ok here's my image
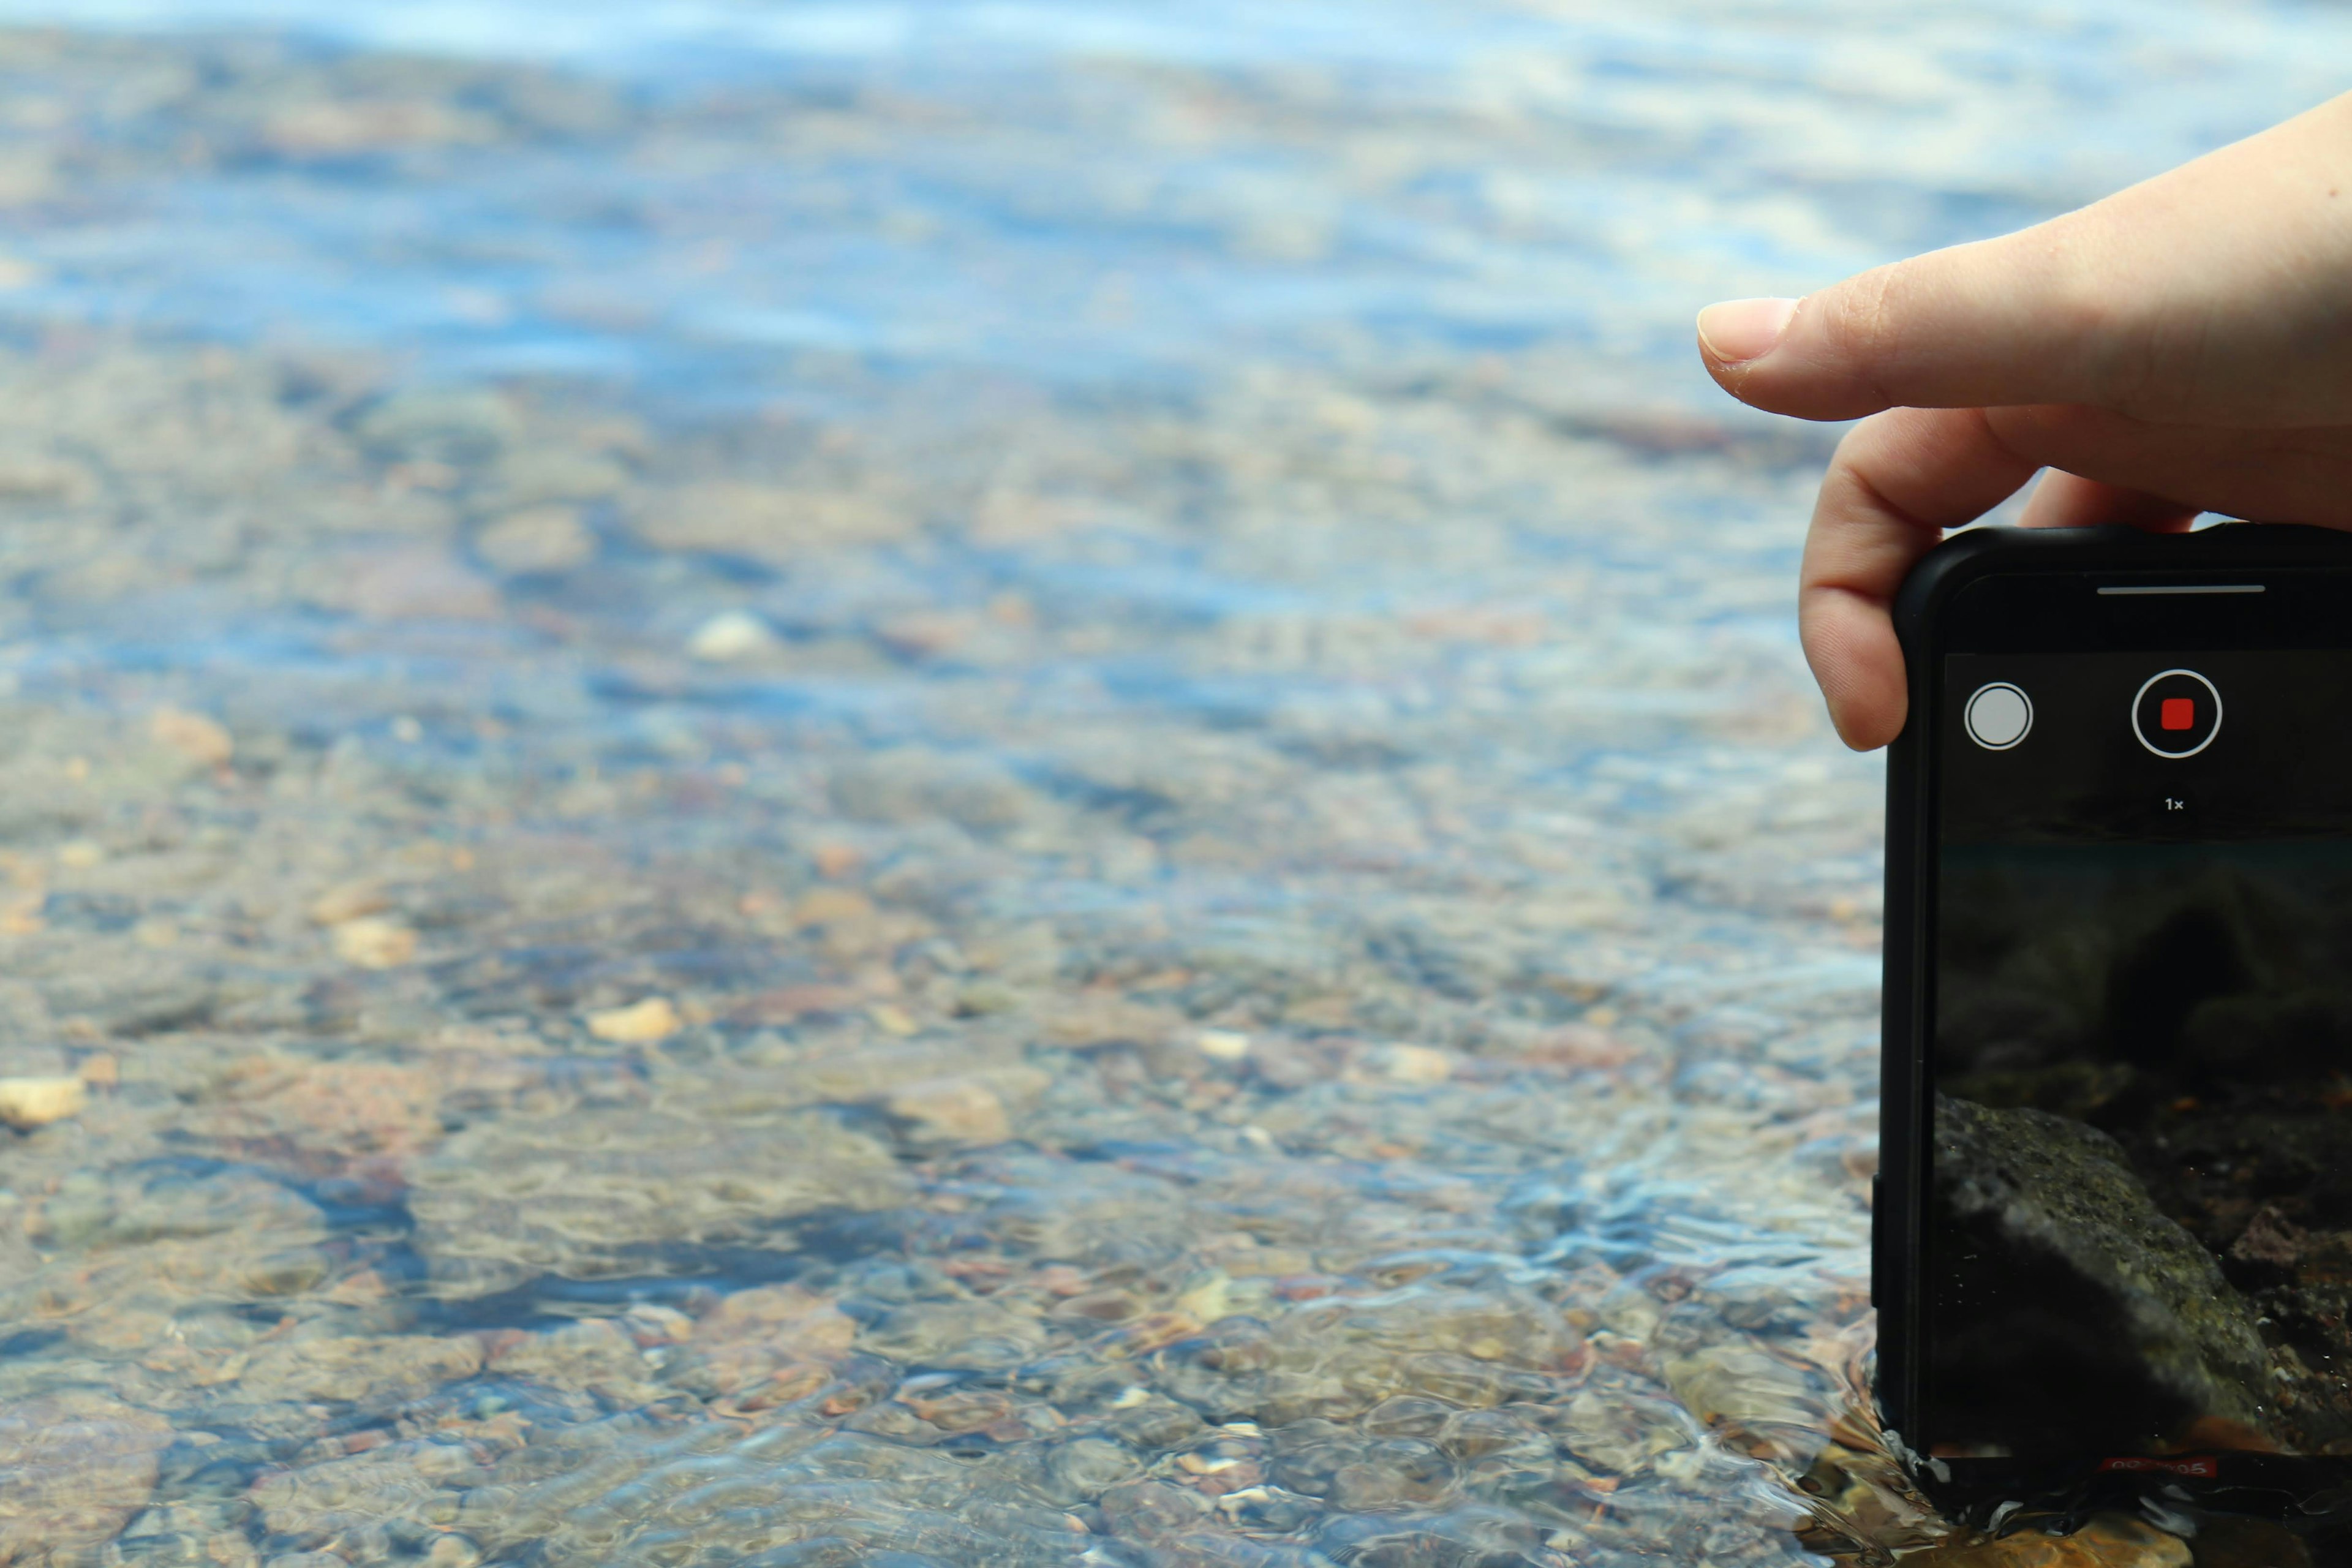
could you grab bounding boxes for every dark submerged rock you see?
[1929,1094,2275,1455]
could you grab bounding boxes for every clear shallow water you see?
[0,4,2339,1566]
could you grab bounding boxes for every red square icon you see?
[2161,697,2196,731]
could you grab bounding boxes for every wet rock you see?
[1315,1504,1550,1568]
[70,971,219,1038]
[236,1333,484,1406]
[1039,1435,1142,1503]
[622,1302,693,1346]
[883,1067,1049,1147]
[488,1317,663,1408]
[1194,1028,1251,1061]
[2228,1203,2307,1286]
[475,505,595,574]
[1214,1483,1322,1534]
[331,916,417,968]
[830,750,1035,834]
[687,610,779,662]
[1902,1513,2191,1567]
[424,1535,483,1568]
[336,549,500,622]
[631,480,919,560]
[351,388,519,464]
[1437,1408,1553,1467]
[0,1392,173,1563]
[1559,1383,1703,1474]
[1327,1435,1455,1510]
[1172,1431,1265,1496]
[489,447,630,505]
[149,707,233,767]
[264,98,501,156]
[884,1075,1008,1143]
[1096,1477,1216,1541]
[27,1164,324,1253]
[1038,995,1178,1050]
[306,882,390,925]
[951,978,1023,1016]
[585,995,680,1043]
[1268,1417,1357,1497]
[1360,1394,1451,1438]
[665,1283,859,1401]
[110,1525,258,1567]
[1271,1289,1581,1398]
[1931,1095,2275,1450]
[406,1104,908,1295]
[251,1438,483,1549]
[0,1072,85,1129]
[1366,1042,1455,1085]
[189,1056,444,1172]
[859,1298,1048,1371]
[1106,1391,1207,1450]
[1662,1340,1833,1460]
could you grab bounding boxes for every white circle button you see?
[1964,682,2032,750]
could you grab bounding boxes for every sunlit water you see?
[0,3,2342,1564]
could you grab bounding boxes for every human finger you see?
[1700,92,2352,425]
[1800,407,2042,750]
[2015,470,2201,532]
[1985,404,2352,528]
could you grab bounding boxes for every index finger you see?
[1801,407,2041,748]
[1705,92,2352,426]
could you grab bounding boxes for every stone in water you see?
[587,996,682,1042]
[0,1074,86,1129]
[688,610,778,662]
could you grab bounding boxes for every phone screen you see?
[1929,629,2352,1463]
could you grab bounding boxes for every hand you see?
[1696,92,2352,750]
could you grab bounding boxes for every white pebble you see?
[1195,1029,1251,1061]
[0,1076,86,1131]
[687,611,778,662]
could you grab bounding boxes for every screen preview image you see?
[1927,650,2352,1460]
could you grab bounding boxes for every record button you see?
[2132,669,2220,758]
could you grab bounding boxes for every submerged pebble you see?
[688,610,781,662]
[330,916,418,969]
[586,996,682,1044]
[0,1073,86,1129]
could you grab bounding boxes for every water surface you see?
[0,2,2340,1564]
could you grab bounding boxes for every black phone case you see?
[1875,522,2352,1449]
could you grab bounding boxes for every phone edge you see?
[1873,521,2352,1453]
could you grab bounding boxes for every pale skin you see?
[1695,91,2352,752]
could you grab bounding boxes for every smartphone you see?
[1879,522,2352,1534]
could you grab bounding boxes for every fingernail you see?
[1697,297,1798,366]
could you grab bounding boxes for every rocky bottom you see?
[0,12,2313,1566]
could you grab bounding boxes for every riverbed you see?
[0,4,2343,1564]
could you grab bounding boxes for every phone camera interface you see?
[1963,681,2032,750]
[1929,650,2352,1466]
[2132,668,2222,758]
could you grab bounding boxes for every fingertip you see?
[1833,699,1905,753]
[1699,283,1892,421]
[1801,587,1909,752]
[1696,297,1800,369]
[1824,677,1906,752]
